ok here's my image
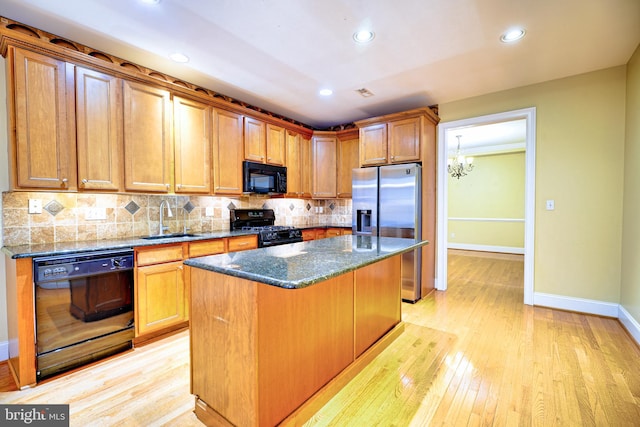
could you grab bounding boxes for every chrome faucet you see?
[159,200,173,235]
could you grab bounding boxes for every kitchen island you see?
[184,235,428,426]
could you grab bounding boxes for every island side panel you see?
[5,256,36,388]
[189,267,259,427]
[354,255,402,357]
[257,272,355,426]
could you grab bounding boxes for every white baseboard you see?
[619,305,640,346]
[447,243,525,255]
[0,340,7,362]
[533,292,619,317]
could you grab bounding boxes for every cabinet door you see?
[123,81,172,192]
[359,123,387,166]
[299,134,312,198]
[174,96,211,194]
[244,117,266,163]
[75,66,122,191]
[266,123,286,166]
[136,260,186,336]
[337,136,359,198]
[213,109,244,195]
[388,116,421,163]
[11,47,75,189]
[311,135,337,198]
[285,131,301,196]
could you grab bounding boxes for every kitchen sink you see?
[141,233,198,240]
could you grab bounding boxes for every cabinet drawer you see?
[326,228,342,237]
[302,230,317,241]
[189,239,226,258]
[228,235,258,252]
[136,245,184,266]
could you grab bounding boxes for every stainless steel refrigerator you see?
[352,163,422,302]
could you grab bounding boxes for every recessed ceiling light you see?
[319,88,333,96]
[169,52,189,63]
[500,28,526,43]
[353,30,375,43]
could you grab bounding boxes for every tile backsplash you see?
[1,192,352,246]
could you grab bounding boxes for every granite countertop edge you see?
[184,238,429,290]
[1,230,258,259]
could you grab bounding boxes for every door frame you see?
[436,107,536,305]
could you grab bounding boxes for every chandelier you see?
[448,135,474,179]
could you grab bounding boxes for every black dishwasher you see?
[33,249,135,380]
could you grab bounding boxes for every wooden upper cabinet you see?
[213,108,244,195]
[299,134,312,198]
[356,108,438,167]
[244,116,266,163]
[123,81,172,192]
[75,66,123,191]
[285,131,301,196]
[337,130,359,198]
[388,116,421,164]
[311,133,337,199]
[266,123,286,166]
[173,96,212,194]
[359,123,387,166]
[10,47,76,190]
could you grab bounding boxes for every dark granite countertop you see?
[1,230,257,259]
[184,235,428,289]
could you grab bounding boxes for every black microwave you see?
[242,161,287,194]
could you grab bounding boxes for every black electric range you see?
[230,209,303,248]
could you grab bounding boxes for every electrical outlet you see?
[86,207,107,220]
[450,232,456,239]
[546,200,555,211]
[28,199,42,214]
[205,206,214,217]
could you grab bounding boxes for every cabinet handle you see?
[176,184,182,189]
[81,179,88,184]
[61,178,68,187]
[166,183,170,189]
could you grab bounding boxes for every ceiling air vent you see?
[356,88,374,97]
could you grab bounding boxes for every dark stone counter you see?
[184,235,428,289]
[1,230,257,259]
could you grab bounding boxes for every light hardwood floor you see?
[1,250,639,426]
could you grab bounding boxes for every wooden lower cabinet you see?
[304,227,351,241]
[134,245,187,339]
[354,256,401,357]
[135,260,186,337]
[189,254,402,426]
[190,269,355,427]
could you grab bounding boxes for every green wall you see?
[440,65,627,303]
[448,151,525,250]
[621,44,640,322]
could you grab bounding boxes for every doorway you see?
[436,108,536,305]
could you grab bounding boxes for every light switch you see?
[28,199,42,214]
[546,200,555,210]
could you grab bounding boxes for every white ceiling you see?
[2,0,639,129]
[446,119,526,155]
